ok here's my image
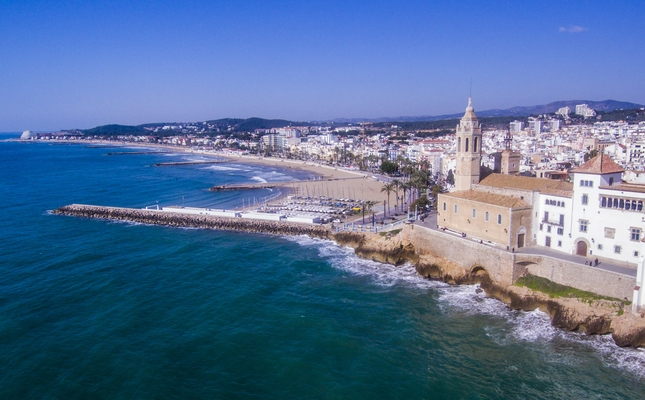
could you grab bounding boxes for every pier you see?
[153,160,229,167]
[106,151,172,155]
[52,204,332,239]
[210,182,280,191]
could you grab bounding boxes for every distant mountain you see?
[331,100,644,124]
[74,100,643,135]
[79,118,297,136]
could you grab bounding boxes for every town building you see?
[438,98,645,264]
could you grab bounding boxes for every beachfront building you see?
[569,155,645,262]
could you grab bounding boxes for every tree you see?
[380,160,399,175]
[584,149,599,162]
[446,169,455,186]
[380,182,395,217]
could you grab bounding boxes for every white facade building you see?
[570,155,645,262]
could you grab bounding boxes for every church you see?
[437,99,645,264]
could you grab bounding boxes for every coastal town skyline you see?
[1,0,644,131]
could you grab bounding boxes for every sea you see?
[1,133,644,399]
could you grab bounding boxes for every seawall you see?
[52,204,332,239]
[332,226,645,347]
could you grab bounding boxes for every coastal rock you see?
[611,314,645,347]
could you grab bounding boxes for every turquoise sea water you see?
[1,135,644,399]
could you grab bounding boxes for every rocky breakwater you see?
[52,204,332,239]
[331,229,645,348]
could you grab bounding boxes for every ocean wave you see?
[250,176,268,183]
[287,236,444,290]
[202,165,240,171]
[288,235,645,377]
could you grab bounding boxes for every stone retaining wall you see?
[402,225,635,299]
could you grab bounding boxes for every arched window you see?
[443,202,446,211]
[497,214,502,224]
[474,137,478,152]
[457,137,461,152]
[454,204,458,214]
[485,211,489,222]
[465,138,469,152]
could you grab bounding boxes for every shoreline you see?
[18,138,393,209]
[53,202,645,348]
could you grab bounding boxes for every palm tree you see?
[380,182,394,217]
[390,179,401,213]
[363,200,378,225]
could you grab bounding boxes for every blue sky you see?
[1,0,643,131]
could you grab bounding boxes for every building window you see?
[635,251,640,257]
[582,194,588,205]
[604,227,615,238]
[539,224,543,231]
[443,202,446,211]
[609,177,614,185]
[474,137,479,152]
[545,236,551,247]
[614,245,622,254]
[457,137,461,152]
[547,225,551,233]
[559,214,564,226]
[485,211,489,222]
[472,209,476,218]
[543,211,549,222]
[497,214,502,224]
[465,138,469,152]
[454,204,458,214]
[597,244,603,250]
[579,220,588,232]
[557,227,564,235]
[558,241,562,247]
[631,228,642,242]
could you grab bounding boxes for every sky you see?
[1,0,644,131]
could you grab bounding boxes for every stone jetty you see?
[52,204,332,239]
[210,183,279,191]
[106,151,172,155]
[154,160,229,167]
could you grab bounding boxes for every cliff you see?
[332,229,645,348]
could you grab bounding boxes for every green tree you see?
[380,182,395,216]
[584,149,599,162]
[446,169,455,186]
[380,160,399,175]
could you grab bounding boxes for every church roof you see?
[461,97,478,122]
[478,173,573,193]
[571,154,624,175]
[441,190,530,208]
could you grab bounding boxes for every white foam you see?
[287,236,444,290]
[250,176,268,183]
[202,165,240,171]
[287,235,645,377]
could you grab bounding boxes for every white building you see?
[569,155,645,262]
[575,104,597,118]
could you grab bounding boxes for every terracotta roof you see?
[571,154,624,175]
[478,173,573,193]
[441,190,530,208]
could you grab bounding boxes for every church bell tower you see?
[455,97,482,191]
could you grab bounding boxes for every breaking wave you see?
[288,235,645,377]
